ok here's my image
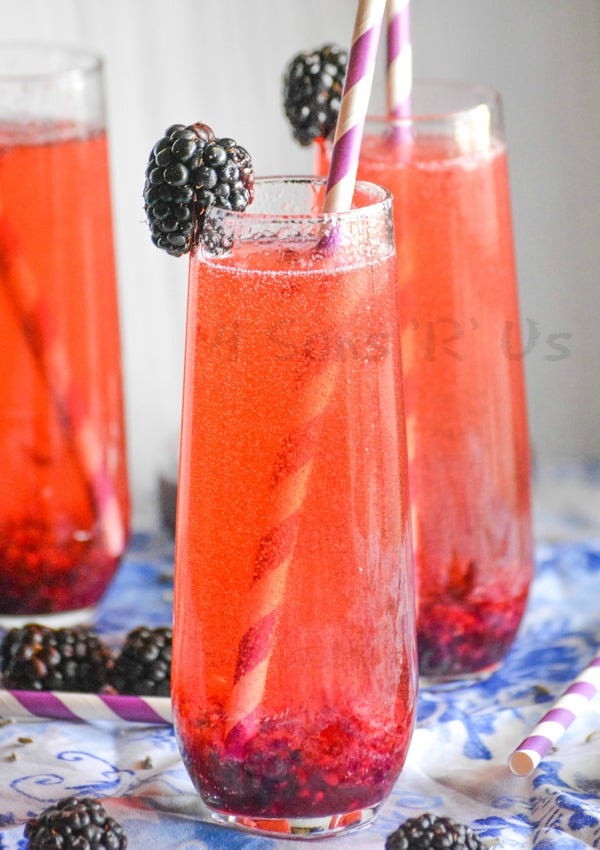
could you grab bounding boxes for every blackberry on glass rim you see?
[143,122,254,257]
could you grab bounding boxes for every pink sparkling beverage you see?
[173,177,417,838]
[320,83,534,681]
[0,46,129,623]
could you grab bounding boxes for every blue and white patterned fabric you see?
[1,463,599,849]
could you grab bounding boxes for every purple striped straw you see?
[0,688,172,725]
[509,654,600,776]
[386,0,412,121]
[323,0,387,213]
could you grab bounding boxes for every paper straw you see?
[508,654,600,777]
[224,357,343,753]
[0,689,172,725]
[0,211,125,557]
[224,1,387,755]
[225,284,371,754]
[323,0,387,213]
[386,0,412,120]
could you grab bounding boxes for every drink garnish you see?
[143,123,254,256]
[283,44,348,147]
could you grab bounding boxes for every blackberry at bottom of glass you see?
[417,586,530,684]
[0,515,123,627]
[176,703,414,839]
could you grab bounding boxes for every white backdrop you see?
[2,0,599,527]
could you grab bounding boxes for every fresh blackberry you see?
[385,813,485,850]
[195,137,254,213]
[0,623,113,692]
[143,123,254,256]
[283,43,348,146]
[110,625,172,696]
[24,796,127,850]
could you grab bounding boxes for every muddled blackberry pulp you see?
[414,551,530,680]
[0,516,119,615]
[176,703,414,819]
[417,586,530,680]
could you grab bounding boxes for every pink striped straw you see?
[323,0,387,213]
[224,267,369,752]
[224,0,387,754]
[509,654,600,776]
[0,688,172,725]
[224,357,343,754]
[386,0,412,120]
[0,211,126,557]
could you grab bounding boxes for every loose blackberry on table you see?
[24,796,127,850]
[143,122,254,257]
[385,813,485,850]
[110,625,172,696]
[0,623,113,692]
[283,43,348,146]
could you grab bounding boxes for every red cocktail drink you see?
[0,46,129,622]
[319,83,534,680]
[173,177,417,837]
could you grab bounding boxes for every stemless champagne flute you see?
[0,44,130,625]
[319,81,533,682]
[172,176,417,838]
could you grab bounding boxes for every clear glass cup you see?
[0,44,130,626]
[319,81,534,682]
[172,176,417,838]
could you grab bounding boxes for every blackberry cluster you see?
[24,796,127,850]
[143,123,254,256]
[110,626,172,697]
[386,814,484,850]
[283,43,348,146]
[1,623,113,692]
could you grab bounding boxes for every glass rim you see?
[0,42,102,83]
[207,175,393,226]
[366,78,502,126]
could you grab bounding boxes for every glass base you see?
[420,660,501,690]
[208,802,381,839]
[0,605,96,630]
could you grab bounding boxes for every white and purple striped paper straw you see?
[509,654,600,776]
[324,0,387,213]
[386,0,412,121]
[0,689,172,725]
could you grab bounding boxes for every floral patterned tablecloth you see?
[1,462,600,849]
